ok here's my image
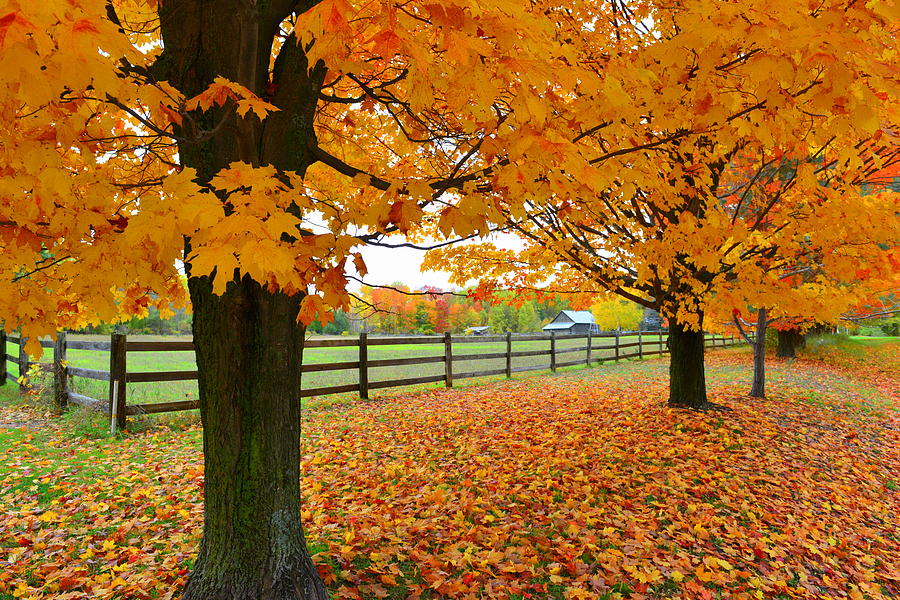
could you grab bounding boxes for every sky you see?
[354,232,526,292]
[357,243,458,290]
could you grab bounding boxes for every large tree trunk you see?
[667,317,708,409]
[749,308,766,398]
[156,1,330,598]
[183,276,327,600]
[776,327,804,358]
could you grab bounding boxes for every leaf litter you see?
[0,346,896,599]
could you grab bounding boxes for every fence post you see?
[505,332,512,378]
[53,332,68,410]
[0,330,6,386]
[443,332,453,388]
[638,331,643,359]
[358,332,369,400]
[18,336,29,390]
[615,330,620,363]
[586,331,592,366]
[658,330,663,355]
[550,331,557,372]
[109,332,127,431]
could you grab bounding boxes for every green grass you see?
[845,335,900,346]
[0,386,150,501]
[7,333,683,411]
[803,333,900,361]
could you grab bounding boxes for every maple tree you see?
[727,282,899,398]
[775,324,806,358]
[714,153,900,398]
[427,1,900,409]
[0,0,588,598]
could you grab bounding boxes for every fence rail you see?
[1,329,747,430]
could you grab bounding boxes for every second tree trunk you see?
[776,327,804,358]
[667,318,708,409]
[749,308,767,398]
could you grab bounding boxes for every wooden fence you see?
[1,329,745,429]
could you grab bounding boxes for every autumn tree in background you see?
[0,1,591,598]
[710,144,900,398]
[356,285,565,334]
[723,256,899,399]
[515,302,541,332]
[737,156,900,364]
[590,298,643,331]
[428,1,899,409]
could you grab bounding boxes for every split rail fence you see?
[1,330,745,429]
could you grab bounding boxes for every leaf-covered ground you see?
[1,342,897,600]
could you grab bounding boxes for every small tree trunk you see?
[749,309,766,398]
[182,274,328,600]
[776,327,803,358]
[667,317,707,409]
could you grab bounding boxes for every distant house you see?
[542,310,599,335]
[466,326,491,336]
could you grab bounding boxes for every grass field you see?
[5,333,680,409]
[0,338,896,599]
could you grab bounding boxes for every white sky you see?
[353,232,525,292]
[357,243,459,290]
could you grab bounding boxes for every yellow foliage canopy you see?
[426,1,899,329]
[0,0,897,348]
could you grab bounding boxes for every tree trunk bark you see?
[182,275,328,600]
[155,2,331,598]
[667,317,707,409]
[776,327,803,358]
[749,308,766,398]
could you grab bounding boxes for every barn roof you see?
[542,310,596,331]
[559,310,596,324]
[543,322,576,330]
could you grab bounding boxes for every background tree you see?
[488,304,516,333]
[357,286,570,334]
[515,302,541,333]
[448,302,481,333]
[775,322,806,358]
[713,147,900,398]
[590,298,643,331]
[413,302,435,334]
[427,0,899,409]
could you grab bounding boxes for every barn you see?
[542,310,600,335]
